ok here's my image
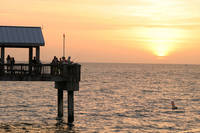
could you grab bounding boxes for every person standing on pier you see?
[32,57,37,74]
[10,57,15,74]
[61,56,67,64]
[51,56,59,75]
[67,56,73,64]
[6,55,11,73]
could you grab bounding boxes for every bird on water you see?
[171,101,178,110]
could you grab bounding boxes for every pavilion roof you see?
[0,26,45,47]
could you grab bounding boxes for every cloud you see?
[65,0,151,6]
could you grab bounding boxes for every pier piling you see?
[57,89,64,118]
[68,91,74,124]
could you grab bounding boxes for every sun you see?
[153,44,171,57]
[141,28,180,57]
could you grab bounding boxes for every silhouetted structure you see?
[0,26,81,125]
[171,101,178,110]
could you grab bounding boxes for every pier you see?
[0,26,81,125]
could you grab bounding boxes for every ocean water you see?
[1,63,200,132]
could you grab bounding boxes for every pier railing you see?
[0,63,81,81]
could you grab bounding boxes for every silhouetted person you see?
[32,57,37,74]
[6,55,11,64]
[61,56,67,64]
[6,55,11,72]
[51,56,59,75]
[67,56,73,64]
[171,101,178,110]
[10,57,15,74]
[58,57,67,75]
[10,57,15,65]
[32,57,37,64]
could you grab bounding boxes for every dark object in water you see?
[171,101,178,110]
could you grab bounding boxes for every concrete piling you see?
[57,89,64,118]
[68,91,74,124]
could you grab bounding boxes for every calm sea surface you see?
[1,63,200,132]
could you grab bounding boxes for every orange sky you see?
[1,0,200,64]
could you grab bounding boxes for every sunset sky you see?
[1,0,200,64]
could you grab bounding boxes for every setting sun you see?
[138,28,183,57]
[153,44,171,57]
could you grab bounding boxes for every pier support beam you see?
[54,63,81,124]
[1,47,5,64]
[29,47,33,73]
[36,46,40,63]
[29,47,33,63]
[68,91,74,125]
[57,89,64,118]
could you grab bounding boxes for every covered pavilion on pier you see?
[0,25,81,124]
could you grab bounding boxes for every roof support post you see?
[29,47,33,74]
[36,46,40,63]
[1,47,5,64]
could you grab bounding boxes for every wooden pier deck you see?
[0,63,81,82]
